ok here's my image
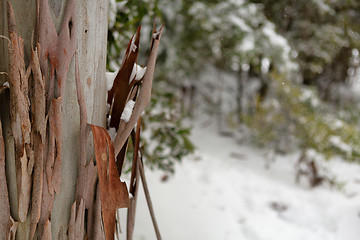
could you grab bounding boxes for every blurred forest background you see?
[107,0,360,179]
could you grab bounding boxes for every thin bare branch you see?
[127,120,141,240]
[138,155,162,240]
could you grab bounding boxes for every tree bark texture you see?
[0,0,108,239]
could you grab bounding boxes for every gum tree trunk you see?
[0,0,108,239]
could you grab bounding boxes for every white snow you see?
[105,64,147,91]
[106,71,118,91]
[153,32,160,39]
[3,81,9,88]
[120,100,135,123]
[329,136,352,155]
[333,119,344,130]
[116,121,360,240]
[229,15,251,32]
[129,64,147,83]
[130,34,137,53]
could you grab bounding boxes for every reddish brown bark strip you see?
[114,24,164,157]
[107,26,141,130]
[90,125,129,240]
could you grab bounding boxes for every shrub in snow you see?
[243,73,360,175]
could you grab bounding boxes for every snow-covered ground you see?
[118,121,360,240]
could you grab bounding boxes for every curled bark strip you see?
[0,119,16,238]
[29,43,46,240]
[90,124,129,240]
[114,25,164,157]
[115,85,139,174]
[107,26,141,130]
[7,1,32,222]
[107,27,140,175]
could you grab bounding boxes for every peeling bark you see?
[41,220,52,240]
[46,97,62,195]
[107,26,141,130]
[114,24,164,157]
[6,1,32,223]
[8,217,18,240]
[68,199,85,240]
[37,0,79,235]
[29,43,46,240]
[3,1,161,239]
[90,125,129,240]
[0,119,17,239]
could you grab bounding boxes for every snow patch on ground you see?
[117,121,360,240]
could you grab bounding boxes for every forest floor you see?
[118,120,360,240]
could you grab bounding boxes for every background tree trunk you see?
[0,0,108,238]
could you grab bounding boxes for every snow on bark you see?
[120,100,136,123]
[129,64,147,83]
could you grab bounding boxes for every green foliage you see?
[108,0,360,172]
[244,72,360,162]
[107,0,194,173]
[141,88,195,173]
[107,0,162,71]
[253,0,360,88]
